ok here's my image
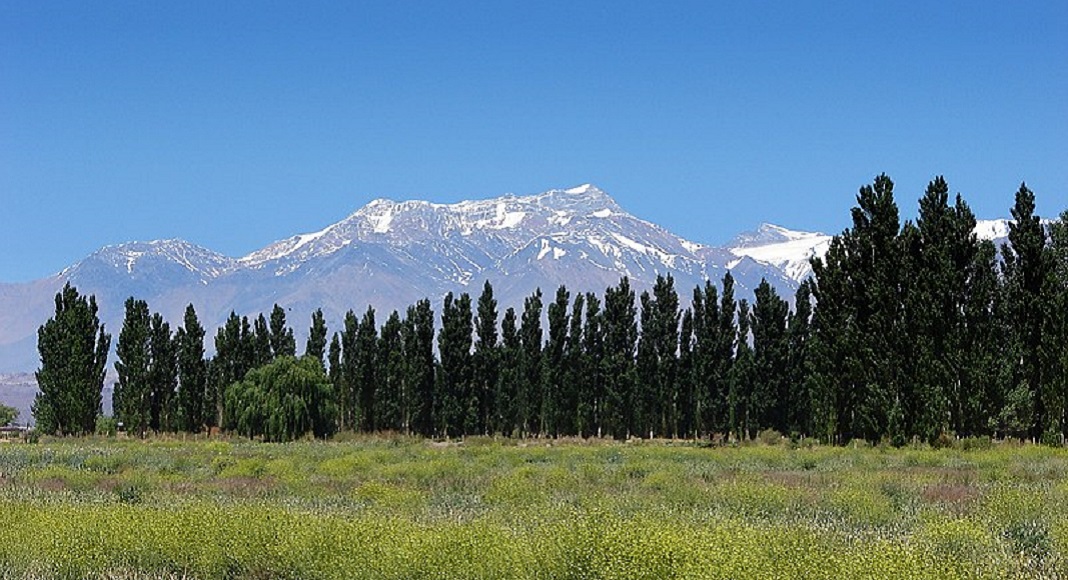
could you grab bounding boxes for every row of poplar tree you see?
[33,175,1068,443]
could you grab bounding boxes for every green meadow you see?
[2,436,1066,579]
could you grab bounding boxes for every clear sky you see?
[1,1,1065,282]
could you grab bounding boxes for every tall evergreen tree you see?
[175,304,208,433]
[376,311,406,432]
[473,281,499,435]
[212,312,247,429]
[1045,211,1068,440]
[34,283,111,436]
[544,286,570,436]
[562,292,586,437]
[496,307,521,435]
[114,297,152,436]
[148,313,177,432]
[651,274,680,438]
[518,289,544,437]
[252,314,273,368]
[751,279,789,434]
[339,310,359,431]
[269,304,296,359]
[786,280,813,436]
[1002,183,1054,439]
[810,174,904,443]
[678,307,696,438]
[579,293,604,438]
[729,299,754,439]
[407,299,437,437]
[438,293,473,436]
[636,291,657,437]
[327,332,342,428]
[356,306,379,432]
[602,278,637,439]
[305,308,328,368]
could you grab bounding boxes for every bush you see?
[757,429,784,446]
[95,415,118,437]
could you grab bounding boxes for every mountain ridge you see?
[0,184,1024,374]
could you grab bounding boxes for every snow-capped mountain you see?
[728,224,833,283]
[0,184,806,372]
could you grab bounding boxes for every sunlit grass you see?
[2,436,1066,578]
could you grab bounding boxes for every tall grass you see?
[2,436,1065,578]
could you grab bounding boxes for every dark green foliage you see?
[544,286,570,436]
[34,283,111,436]
[1002,184,1055,439]
[305,308,328,367]
[407,299,436,438]
[212,313,253,430]
[147,313,177,432]
[225,355,337,442]
[1046,212,1068,441]
[786,281,813,436]
[518,289,543,437]
[473,281,499,435]
[376,311,406,432]
[338,310,359,431]
[251,314,272,368]
[729,299,754,439]
[438,293,473,437]
[175,304,208,433]
[751,279,788,435]
[269,304,297,359]
[562,292,586,437]
[602,278,636,439]
[327,332,342,422]
[809,174,906,443]
[578,293,604,438]
[44,176,1066,445]
[114,298,152,436]
[677,307,695,438]
[495,307,521,435]
[356,306,379,431]
[0,404,17,427]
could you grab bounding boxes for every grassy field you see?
[1,435,1066,579]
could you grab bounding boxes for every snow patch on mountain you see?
[728,224,833,283]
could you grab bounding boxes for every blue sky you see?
[1,1,1065,282]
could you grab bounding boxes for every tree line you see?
[32,175,1068,444]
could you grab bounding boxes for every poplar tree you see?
[518,289,543,437]
[579,293,603,438]
[305,308,328,368]
[752,279,788,434]
[148,312,177,432]
[544,285,570,436]
[269,304,296,359]
[407,299,437,437]
[34,283,111,436]
[376,311,406,432]
[651,274,680,437]
[563,292,586,437]
[473,281,499,435]
[1002,184,1053,439]
[356,306,379,432]
[114,298,152,436]
[602,277,637,439]
[252,314,272,368]
[438,293,473,436]
[496,307,521,435]
[786,280,813,436]
[339,310,359,431]
[678,307,696,438]
[729,299,754,439]
[175,304,207,433]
